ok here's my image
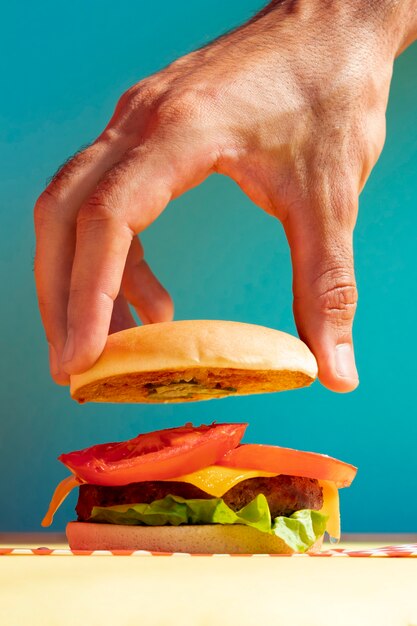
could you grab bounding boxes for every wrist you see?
[250,1,417,59]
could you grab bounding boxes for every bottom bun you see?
[66,522,323,554]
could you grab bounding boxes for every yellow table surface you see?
[1,535,417,626]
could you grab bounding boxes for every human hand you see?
[34,0,417,391]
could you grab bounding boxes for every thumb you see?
[284,191,359,393]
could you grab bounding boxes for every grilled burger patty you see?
[76,475,323,522]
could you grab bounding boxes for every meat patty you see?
[223,475,322,517]
[76,475,323,522]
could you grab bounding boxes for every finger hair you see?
[249,0,297,23]
[45,143,92,188]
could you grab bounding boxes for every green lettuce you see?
[272,509,328,552]
[91,494,328,553]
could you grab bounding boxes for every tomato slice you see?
[59,423,247,486]
[219,444,357,488]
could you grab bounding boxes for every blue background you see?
[0,1,416,533]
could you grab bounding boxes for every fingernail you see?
[48,343,59,376]
[62,329,75,364]
[335,343,358,380]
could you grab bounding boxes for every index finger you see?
[34,136,126,383]
[61,141,181,375]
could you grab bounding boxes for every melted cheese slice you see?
[318,479,340,541]
[165,465,277,497]
[41,475,82,527]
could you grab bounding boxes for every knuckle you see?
[112,81,166,137]
[35,145,99,225]
[98,127,122,145]
[316,268,358,322]
[156,88,203,127]
[117,81,162,114]
[34,189,59,229]
[76,187,134,239]
[34,191,50,222]
[77,196,116,231]
[70,285,118,305]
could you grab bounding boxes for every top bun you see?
[70,320,317,404]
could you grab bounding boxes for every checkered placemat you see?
[1,545,417,557]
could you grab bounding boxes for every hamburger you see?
[42,322,356,553]
[42,422,357,554]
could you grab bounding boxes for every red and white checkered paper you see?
[1,545,417,557]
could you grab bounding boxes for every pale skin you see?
[34,0,417,392]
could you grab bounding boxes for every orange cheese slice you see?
[165,465,277,497]
[41,475,82,527]
[318,479,340,541]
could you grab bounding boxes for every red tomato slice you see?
[219,444,357,488]
[59,423,247,486]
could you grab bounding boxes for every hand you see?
[34,0,417,391]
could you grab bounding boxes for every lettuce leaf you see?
[271,509,328,552]
[91,494,328,552]
[91,494,272,532]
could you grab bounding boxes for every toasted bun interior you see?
[66,522,323,555]
[70,320,317,403]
